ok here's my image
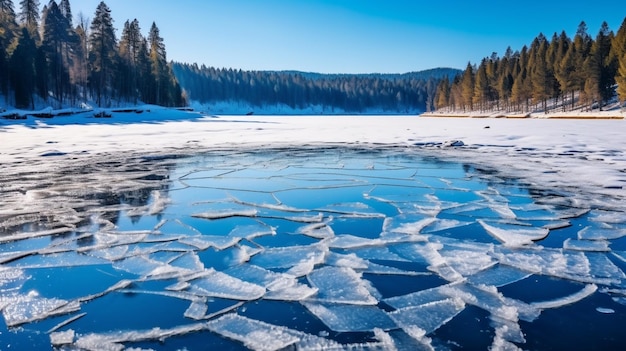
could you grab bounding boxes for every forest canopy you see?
[434,18,626,113]
[0,0,184,109]
[172,64,459,113]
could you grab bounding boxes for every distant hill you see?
[272,68,462,81]
[172,63,461,114]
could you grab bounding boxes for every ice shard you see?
[302,302,396,332]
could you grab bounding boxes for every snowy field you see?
[1,109,626,350]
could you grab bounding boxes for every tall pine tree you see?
[18,0,39,41]
[88,1,117,106]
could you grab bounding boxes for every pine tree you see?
[473,58,489,111]
[614,17,626,105]
[511,46,532,112]
[88,1,117,106]
[460,62,474,111]
[119,18,142,102]
[43,1,72,104]
[617,52,626,105]
[583,22,614,110]
[148,22,167,105]
[0,0,17,101]
[59,0,72,25]
[434,76,450,110]
[0,0,18,58]
[556,44,577,110]
[18,0,39,41]
[9,27,36,108]
[530,34,552,112]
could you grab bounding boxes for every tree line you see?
[172,63,459,113]
[0,0,184,109]
[434,18,626,113]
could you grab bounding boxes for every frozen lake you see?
[1,146,625,350]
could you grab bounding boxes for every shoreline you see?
[420,112,625,119]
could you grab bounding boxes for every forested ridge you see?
[172,64,459,113]
[0,0,183,109]
[434,18,626,114]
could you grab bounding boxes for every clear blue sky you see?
[61,0,625,74]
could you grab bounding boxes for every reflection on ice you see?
[1,148,625,349]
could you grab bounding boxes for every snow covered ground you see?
[1,107,625,201]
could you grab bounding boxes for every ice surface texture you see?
[0,147,625,350]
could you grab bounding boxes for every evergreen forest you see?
[172,64,459,113]
[0,0,184,109]
[434,19,626,113]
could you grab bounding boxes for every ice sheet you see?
[302,302,396,332]
[478,220,549,247]
[207,314,342,351]
[188,269,266,300]
[531,284,598,309]
[307,266,378,305]
[387,298,465,335]
[250,243,328,270]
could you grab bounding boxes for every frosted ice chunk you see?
[494,247,625,285]
[589,209,626,224]
[422,219,472,233]
[440,283,539,322]
[250,243,327,270]
[325,252,369,270]
[596,307,615,314]
[365,262,431,276]
[437,248,497,276]
[388,329,436,351]
[3,295,81,327]
[8,251,109,269]
[302,302,396,332]
[387,298,465,335]
[578,226,626,240]
[478,220,549,247]
[50,329,76,346]
[225,265,317,301]
[47,312,87,333]
[169,252,205,271]
[319,202,385,218]
[73,322,207,351]
[225,264,297,291]
[78,280,133,303]
[352,246,411,262]
[179,235,241,251]
[112,255,168,277]
[327,234,384,249]
[307,266,378,305]
[228,224,275,239]
[382,215,435,235]
[165,281,190,291]
[392,242,464,281]
[184,298,208,320]
[383,286,451,310]
[467,265,531,287]
[0,268,29,292]
[486,202,517,219]
[87,245,129,261]
[189,269,265,300]
[531,284,597,309]
[192,209,258,220]
[563,238,610,252]
[490,316,526,344]
[297,222,335,239]
[207,314,342,351]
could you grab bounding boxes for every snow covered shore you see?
[1,107,625,205]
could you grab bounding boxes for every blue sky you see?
[62,0,625,73]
